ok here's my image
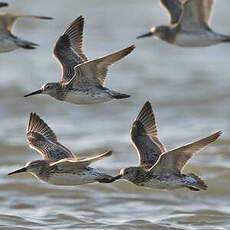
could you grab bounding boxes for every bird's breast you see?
[47,171,98,185]
[174,31,223,47]
[0,35,18,52]
[140,174,185,190]
[64,89,113,104]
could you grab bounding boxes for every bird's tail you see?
[96,173,120,183]
[13,36,39,49]
[222,36,230,42]
[107,89,130,99]
[185,173,208,191]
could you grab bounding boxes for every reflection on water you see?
[0,0,230,229]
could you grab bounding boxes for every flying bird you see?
[24,16,134,104]
[116,101,221,191]
[8,113,117,185]
[0,3,52,52]
[137,0,230,47]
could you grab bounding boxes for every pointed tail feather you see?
[222,37,230,42]
[108,90,130,99]
[97,175,117,183]
[186,173,208,191]
[15,38,39,49]
[96,171,121,183]
[19,43,39,49]
[111,93,130,99]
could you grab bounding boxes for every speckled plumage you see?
[8,113,117,185]
[24,16,134,104]
[117,101,222,191]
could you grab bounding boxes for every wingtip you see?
[129,44,135,50]
[27,112,57,142]
[143,101,152,109]
[137,101,154,121]
[104,150,113,157]
[216,131,223,136]
[133,101,158,137]
[213,131,223,140]
[29,112,37,118]
[65,15,85,36]
[77,15,84,21]
[28,112,41,132]
[126,45,135,53]
[118,45,135,57]
[37,16,54,20]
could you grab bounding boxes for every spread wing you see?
[131,101,166,170]
[150,131,222,175]
[27,113,75,161]
[160,0,183,25]
[50,150,112,169]
[68,45,135,88]
[179,0,213,31]
[53,16,88,82]
[202,0,214,26]
[0,13,52,33]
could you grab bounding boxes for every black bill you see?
[136,32,153,39]
[24,89,42,97]
[8,167,27,175]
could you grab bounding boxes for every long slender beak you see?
[24,89,42,97]
[8,167,27,175]
[137,32,153,39]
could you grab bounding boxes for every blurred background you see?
[0,0,230,229]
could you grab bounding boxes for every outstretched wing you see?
[53,16,88,82]
[68,45,135,88]
[50,150,112,169]
[150,131,222,175]
[160,0,183,25]
[202,0,214,26]
[131,101,166,170]
[0,13,52,33]
[64,16,88,61]
[179,0,213,31]
[27,113,75,161]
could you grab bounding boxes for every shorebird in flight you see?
[137,0,230,47]
[0,3,52,52]
[8,113,117,185]
[25,16,134,104]
[116,101,221,191]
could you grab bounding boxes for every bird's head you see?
[24,82,59,98]
[119,167,144,182]
[8,160,48,176]
[137,26,170,40]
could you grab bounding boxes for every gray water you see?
[0,0,230,229]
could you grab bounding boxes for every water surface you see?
[0,0,230,229]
